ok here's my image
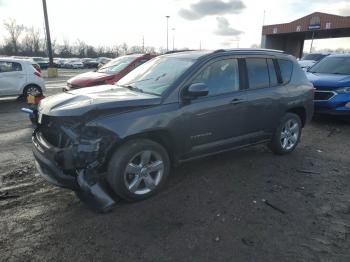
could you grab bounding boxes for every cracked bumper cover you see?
[32,129,116,212]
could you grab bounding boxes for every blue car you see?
[306,54,350,115]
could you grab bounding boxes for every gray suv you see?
[32,49,314,211]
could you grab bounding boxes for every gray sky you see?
[0,0,350,51]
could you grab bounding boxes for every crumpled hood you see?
[306,72,350,89]
[39,85,161,117]
[68,71,114,85]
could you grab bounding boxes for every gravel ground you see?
[0,71,349,261]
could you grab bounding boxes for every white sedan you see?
[0,57,46,98]
[64,60,84,69]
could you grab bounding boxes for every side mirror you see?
[184,83,208,99]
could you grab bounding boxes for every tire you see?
[23,85,42,97]
[107,139,170,202]
[268,113,302,155]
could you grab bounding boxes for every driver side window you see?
[192,59,239,96]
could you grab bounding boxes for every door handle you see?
[230,98,245,105]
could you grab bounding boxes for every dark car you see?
[298,53,330,69]
[65,54,155,91]
[82,58,99,68]
[32,49,314,211]
[32,57,49,69]
[306,54,350,115]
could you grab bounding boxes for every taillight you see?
[32,64,41,73]
[34,71,42,77]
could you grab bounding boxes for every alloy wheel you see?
[26,86,41,96]
[124,150,164,195]
[280,119,300,150]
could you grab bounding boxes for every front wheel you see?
[268,113,302,155]
[107,139,170,202]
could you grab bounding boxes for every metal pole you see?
[310,31,315,53]
[42,0,53,67]
[172,28,175,51]
[165,16,170,52]
[262,10,266,26]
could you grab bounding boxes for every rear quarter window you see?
[278,59,293,84]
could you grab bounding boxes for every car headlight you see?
[337,87,350,93]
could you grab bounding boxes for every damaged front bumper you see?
[32,129,117,212]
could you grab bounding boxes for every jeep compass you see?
[32,49,314,211]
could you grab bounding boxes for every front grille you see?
[314,90,335,101]
[39,115,75,148]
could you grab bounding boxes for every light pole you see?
[172,28,175,51]
[166,16,170,52]
[42,0,53,66]
[310,31,315,53]
[42,0,57,77]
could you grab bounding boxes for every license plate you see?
[27,95,35,104]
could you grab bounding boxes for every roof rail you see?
[165,49,196,54]
[213,49,226,53]
[212,48,285,54]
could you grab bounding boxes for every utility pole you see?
[142,35,145,53]
[166,16,170,52]
[199,40,202,50]
[42,0,53,67]
[310,31,315,53]
[172,28,175,51]
[42,0,57,77]
[262,10,266,26]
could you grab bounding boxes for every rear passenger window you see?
[0,61,22,73]
[267,59,278,86]
[246,58,269,89]
[278,59,293,84]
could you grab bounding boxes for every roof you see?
[0,57,33,63]
[262,12,350,35]
[328,53,350,58]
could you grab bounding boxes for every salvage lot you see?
[0,70,350,262]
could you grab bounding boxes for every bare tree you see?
[129,45,144,53]
[59,39,73,57]
[22,27,42,55]
[86,45,98,58]
[3,18,24,54]
[75,39,87,57]
[120,43,128,55]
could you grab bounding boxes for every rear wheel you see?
[107,139,170,202]
[23,85,42,97]
[268,113,302,155]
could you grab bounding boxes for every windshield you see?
[309,57,350,75]
[302,54,327,61]
[97,56,136,74]
[117,56,195,95]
